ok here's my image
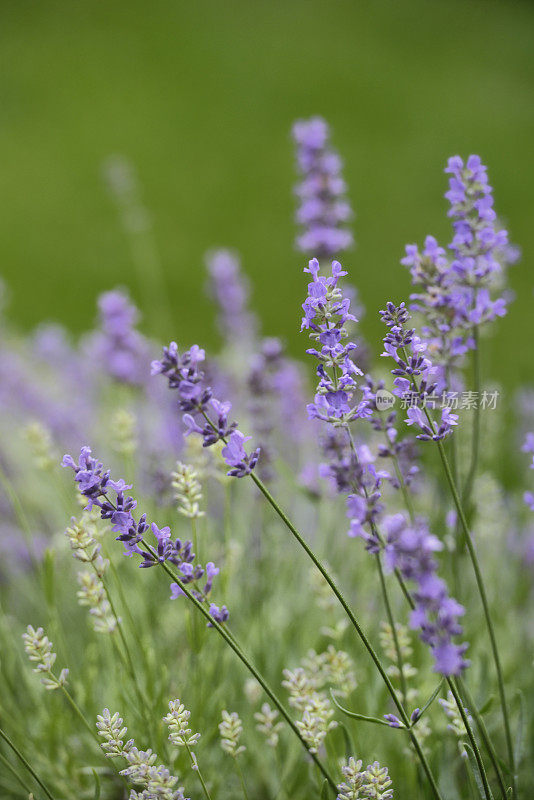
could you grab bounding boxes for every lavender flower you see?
[382,513,468,676]
[292,117,353,259]
[62,448,226,622]
[302,258,370,425]
[85,290,150,385]
[380,302,458,441]
[246,337,309,482]
[152,342,260,477]
[206,249,258,347]
[401,156,512,386]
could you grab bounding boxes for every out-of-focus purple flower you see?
[246,337,311,482]
[292,117,353,259]
[206,249,258,347]
[153,343,260,478]
[382,513,468,676]
[85,290,150,385]
[63,448,225,619]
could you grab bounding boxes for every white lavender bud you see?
[219,710,245,757]
[282,667,316,711]
[24,422,56,471]
[110,409,137,457]
[96,709,129,757]
[22,625,68,690]
[295,693,337,754]
[362,761,394,799]
[439,690,472,739]
[337,756,394,800]
[77,567,117,635]
[244,678,262,705]
[163,699,201,748]
[254,703,283,748]
[65,517,100,562]
[171,461,204,519]
[96,708,186,799]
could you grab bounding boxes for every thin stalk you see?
[448,679,493,800]
[140,539,338,794]
[0,749,33,795]
[457,678,508,799]
[185,745,212,800]
[398,344,514,797]
[374,552,408,704]
[387,445,505,798]
[107,556,150,675]
[57,681,101,745]
[0,724,57,800]
[462,324,481,515]
[435,440,515,799]
[97,568,151,730]
[348,427,408,704]
[235,758,250,800]
[248,473,443,800]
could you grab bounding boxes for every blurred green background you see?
[1,0,533,386]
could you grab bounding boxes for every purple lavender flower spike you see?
[302,258,370,425]
[382,513,468,676]
[63,448,227,622]
[380,302,458,441]
[153,342,260,477]
[205,249,258,347]
[84,289,150,385]
[292,117,353,259]
[401,156,514,388]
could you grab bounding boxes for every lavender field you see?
[1,3,534,798]
[0,115,532,799]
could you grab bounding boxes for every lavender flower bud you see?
[292,117,353,259]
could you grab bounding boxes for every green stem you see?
[397,342,514,797]
[379,438,499,799]
[462,324,481,516]
[248,473,443,800]
[375,552,408,705]
[235,757,250,800]
[448,679,493,800]
[435,440,515,799]
[0,724,57,800]
[457,677,508,799]
[57,682,100,745]
[141,540,338,794]
[0,749,33,795]
[97,568,151,731]
[185,745,212,800]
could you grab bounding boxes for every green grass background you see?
[1,0,533,386]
